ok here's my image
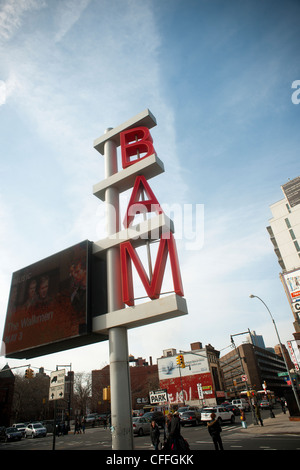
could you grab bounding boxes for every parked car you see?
[85,413,98,424]
[224,405,241,416]
[259,400,270,409]
[231,398,250,411]
[12,423,26,436]
[143,411,165,428]
[3,427,23,442]
[201,406,235,424]
[180,411,201,426]
[25,422,47,438]
[132,417,151,436]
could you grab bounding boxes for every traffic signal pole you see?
[104,130,134,450]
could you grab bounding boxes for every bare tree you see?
[72,372,91,417]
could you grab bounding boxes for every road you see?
[1,408,299,451]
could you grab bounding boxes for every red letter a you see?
[120,232,184,306]
[123,175,163,228]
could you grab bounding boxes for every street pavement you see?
[246,411,300,436]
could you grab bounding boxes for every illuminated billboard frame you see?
[1,240,108,359]
[282,267,300,304]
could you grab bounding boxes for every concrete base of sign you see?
[92,293,187,334]
[93,153,164,201]
[93,213,174,257]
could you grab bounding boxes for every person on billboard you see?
[37,275,51,304]
[23,279,38,310]
[69,259,86,312]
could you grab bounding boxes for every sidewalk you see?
[246,412,300,435]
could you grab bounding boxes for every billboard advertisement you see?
[158,354,214,404]
[1,240,108,359]
[282,268,300,303]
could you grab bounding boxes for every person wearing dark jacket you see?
[150,420,160,450]
[169,412,181,451]
[207,413,224,450]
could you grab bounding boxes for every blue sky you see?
[0,0,300,374]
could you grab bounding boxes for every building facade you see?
[220,343,292,399]
[267,175,300,345]
[91,356,159,414]
[267,176,300,273]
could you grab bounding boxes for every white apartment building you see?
[267,176,300,273]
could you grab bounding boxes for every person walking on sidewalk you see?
[150,420,160,451]
[207,413,224,450]
[255,404,263,426]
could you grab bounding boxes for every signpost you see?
[92,109,188,449]
[49,369,65,451]
[49,369,65,401]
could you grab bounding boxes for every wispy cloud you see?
[0,0,46,42]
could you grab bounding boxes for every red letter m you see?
[120,233,184,306]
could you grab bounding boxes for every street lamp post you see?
[249,294,300,414]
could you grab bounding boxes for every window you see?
[285,218,291,228]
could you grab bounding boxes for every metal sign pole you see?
[103,130,134,450]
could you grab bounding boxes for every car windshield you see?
[7,428,16,432]
[202,408,215,413]
[33,424,43,428]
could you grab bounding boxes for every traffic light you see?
[176,355,185,368]
[25,368,34,379]
[103,386,111,401]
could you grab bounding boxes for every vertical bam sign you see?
[92,109,188,450]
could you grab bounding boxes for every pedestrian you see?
[240,409,247,428]
[169,412,181,451]
[207,413,224,450]
[103,416,107,429]
[81,417,86,433]
[255,404,263,426]
[150,420,160,451]
[162,413,172,450]
[280,398,286,414]
[269,402,275,418]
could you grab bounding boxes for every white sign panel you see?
[197,383,203,399]
[149,389,168,404]
[287,341,300,371]
[49,369,65,401]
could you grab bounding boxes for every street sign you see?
[278,371,289,377]
[149,389,168,404]
[49,369,65,401]
[197,383,203,399]
[241,375,248,382]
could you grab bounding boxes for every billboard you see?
[1,240,108,359]
[282,268,300,303]
[158,353,209,380]
[282,176,300,208]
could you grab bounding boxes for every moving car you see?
[259,400,270,409]
[224,405,241,416]
[132,417,151,436]
[25,422,47,438]
[231,398,250,411]
[180,411,201,426]
[201,406,235,424]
